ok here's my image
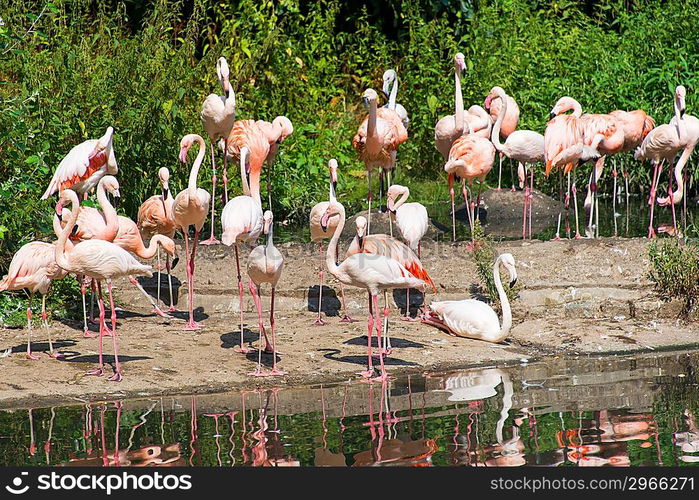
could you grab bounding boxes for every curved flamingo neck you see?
[136,234,169,259]
[491,90,507,152]
[325,204,346,279]
[55,191,81,273]
[673,95,686,141]
[394,188,410,210]
[367,98,378,142]
[569,98,583,117]
[239,147,251,197]
[96,180,118,241]
[454,66,465,137]
[388,76,398,110]
[187,136,206,197]
[493,255,512,342]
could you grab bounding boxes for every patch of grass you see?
[470,221,519,308]
[647,239,699,317]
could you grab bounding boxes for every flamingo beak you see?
[171,256,179,270]
[179,146,188,163]
[484,94,492,109]
[510,278,517,288]
[55,201,63,219]
[549,112,555,120]
[358,235,364,248]
[320,212,330,232]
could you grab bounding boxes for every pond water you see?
[2,350,699,467]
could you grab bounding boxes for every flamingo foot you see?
[107,371,123,382]
[400,315,419,322]
[248,368,270,377]
[184,321,202,331]
[200,237,220,246]
[86,368,104,377]
[510,186,516,192]
[48,352,65,359]
[234,345,252,354]
[357,369,375,379]
[372,348,392,357]
[551,235,562,241]
[269,368,288,376]
[648,228,656,239]
[339,315,356,323]
[25,353,40,360]
[167,306,177,313]
[152,307,172,319]
[312,317,326,326]
[494,188,502,192]
[371,373,390,383]
[574,233,582,240]
[83,329,98,338]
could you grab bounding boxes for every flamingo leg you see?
[313,242,326,326]
[683,167,688,234]
[367,169,373,235]
[522,164,528,240]
[336,244,355,323]
[129,277,171,318]
[372,295,388,382]
[461,180,474,239]
[612,167,618,237]
[201,142,220,245]
[358,298,375,379]
[87,281,105,377]
[248,282,270,377]
[648,160,663,238]
[43,294,62,359]
[269,287,286,376]
[223,138,229,205]
[183,229,203,331]
[166,255,176,312]
[387,169,394,237]
[448,173,456,242]
[106,281,122,382]
[572,173,581,239]
[382,290,393,353]
[624,169,630,236]
[509,158,516,191]
[233,244,250,351]
[669,167,678,235]
[80,275,94,338]
[25,301,39,360]
[496,153,503,191]
[156,246,161,305]
[529,164,534,239]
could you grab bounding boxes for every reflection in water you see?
[2,351,699,467]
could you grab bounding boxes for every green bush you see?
[647,239,699,317]
[470,220,519,308]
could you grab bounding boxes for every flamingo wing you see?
[41,139,112,199]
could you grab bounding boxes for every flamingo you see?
[55,189,152,382]
[113,215,177,318]
[309,159,353,325]
[444,134,496,240]
[485,88,520,190]
[246,211,286,377]
[173,134,211,330]
[352,88,408,233]
[635,85,688,237]
[382,69,409,130]
[200,57,235,244]
[137,167,176,311]
[485,87,544,239]
[41,127,117,203]
[422,253,517,343]
[221,120,270,353]
[385,185,429,256]
[255,116,294,207]
[347,215,435,326]
[321,201,427,381]
[0,241,69,359]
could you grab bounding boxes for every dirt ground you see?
[1,236,697,410]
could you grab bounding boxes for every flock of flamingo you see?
[0,52,694,383]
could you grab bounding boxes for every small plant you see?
[647,239,699,317]
[470,220,519,308]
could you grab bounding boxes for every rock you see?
[340,208,443,239]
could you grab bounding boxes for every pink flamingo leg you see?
[269,287,287,376]
[357,303,375,379]
[25,306,40,360]
[87,281,105,377]
[129,277,171,318]
[648,161,662,238]
[166,255,176,312]
[522,165,529,240]
[80,276,95,338]
[496,153,503,191]
[367,170,373,235]
[313,243,326,326]
[233,244,250,352]
[529,165,534,239]
[380,297,393,354]
[372,295,389,382]
[201,142,221,245]
[572,177,582,239]
[106,282,122,382]
[448,173,456,242]
[337,245,355,323]
[222,138,229,204]
[184,230,203,330]
[43,295,63,359]
[668,169,678,235]
[248,282,273,378]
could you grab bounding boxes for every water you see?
[2,350,699,467]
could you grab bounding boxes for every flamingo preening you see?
[200,57,235,244]
[173,134,211,331]
[352,88,408,233]
[321,201,427,381]
[382,69,409,130]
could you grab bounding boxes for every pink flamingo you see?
[382,69,409,130]
[635,86,688,237]
[55,189,152,381]
[246,211,286,377]
[309,159,353,325]
[0,241,69,359]
[41,127,117,203]
[386,185,429,257]
[255,116,294,206]
[221,120,270,352]
[444,134,496,240]
[422,253,517,343]
[200,57,235,244]
[486,87,543,239]
[321,202,427,381]
[352,88,408,233]
[137,167,176,311]
[173,134,211,330]
[485,88,520,190]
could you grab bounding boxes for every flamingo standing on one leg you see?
[246,211,286,377]
[382,69,409,130]
[255,116,293,208]
[321,201,427,381]
[309,159,354,325]
[222,120,270,353]
[55,189,152,381]
[137,167,177,312]
[485,87,544,239]
[444,135,496,239]
[200,57,235,244]
[352,88,408,233]
[173,134,211,330]
[485,88,520,191]
[0,241,70,359]
[422,253,517,343]
[634,86,688,238]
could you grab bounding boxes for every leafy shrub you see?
[470,220,519,308]
[647,239,699,317]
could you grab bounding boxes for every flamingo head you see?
[549,96,578,119]
[101,175,121,199]
[499,253,518,288]
[158,167,170,194]
[158,236,177,259]
[328,159,338,192]
[386,184,407,213]
[355,216,367,242]
[676,85,687,116]
[444,158,465,175]
[57,189,77,217]
[179,134,197,163]
[273,116,293,143]
[362,88,378,109]
[382,69,396,97]
[320,202,343,232]
[484,86,505,110]
[454,53,466,73]
[217,57,230,94]
[262,210,274,235]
